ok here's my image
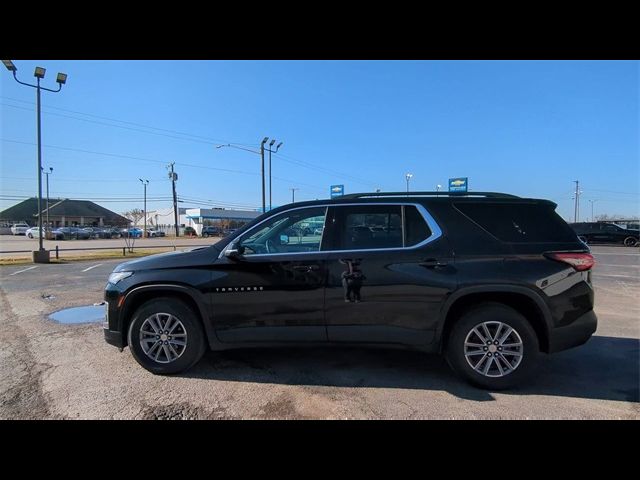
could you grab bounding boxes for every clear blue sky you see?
[1,60,638,221]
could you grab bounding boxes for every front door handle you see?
[419,259,448,269]
[293,265,320,272]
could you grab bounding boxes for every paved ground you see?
[0,245,638,419]
[0,235,219,259]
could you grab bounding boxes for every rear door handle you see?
[419,259,448,268]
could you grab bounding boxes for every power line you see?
[1,96,257,147]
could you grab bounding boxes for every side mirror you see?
[224,242,245,260]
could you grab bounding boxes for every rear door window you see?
[330,204,433,250]
[454,202,577,243]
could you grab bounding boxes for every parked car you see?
[201,226,222,237]
[52,227,91,240]
[570,222,639,247]
[10,223,30,235]
[104,191,597,389]
[124,227,143,238]
[26,226,45,239]
[145,228,166,238]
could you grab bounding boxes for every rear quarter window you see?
[454,202,578,243]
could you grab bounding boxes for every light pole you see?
[436,184,442,196]
[290,188,299,203]
[405,173,413,192]
[139,179,149,237]
[216,138,270,212]
[589,199,599,222]
[42,167,53,233]
[3,60,67,262]
[266,140,283,211]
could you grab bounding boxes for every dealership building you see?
[0,197,130,228]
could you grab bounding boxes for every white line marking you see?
[593,252,640,256]
[592,273,640,279]
[597,264,640,267]
[9,266,38,276]
[82,264,103,272]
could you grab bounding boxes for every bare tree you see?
[123,208,144,226]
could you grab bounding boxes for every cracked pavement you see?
[0,246,638,419]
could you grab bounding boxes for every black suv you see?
[104,192,597,389]
[570,222,639,247]
[201,226,222,237]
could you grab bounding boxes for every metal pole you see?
[170,164,179,237]
[45,171,50,233]
[574,180,579,222]
[36,78,44,252]
[143,182,147,238]
[269,147,272,211]
[261,143,266,213]
[290,188,299,203]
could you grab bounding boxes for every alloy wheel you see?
[464,321,524,378]
[139,313,188,364]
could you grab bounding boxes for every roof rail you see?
[339,191,520,199]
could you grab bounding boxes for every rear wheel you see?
[445,302,540,389]
[624,236,638,247]
[127,298,206,375]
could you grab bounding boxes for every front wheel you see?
[624,236,638,247]
[127,298,206,375]
[445,303,540,389]
[28,233,33,238]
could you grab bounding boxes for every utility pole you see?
[266,140,283,211]
[290,188,299,203]
[573,180,580,222]
[42,167,53,233]
[405,173,413,192]
[260,137,268,213]
[139,179,149,237]
[589,199,599,222]
[168,163,179,237]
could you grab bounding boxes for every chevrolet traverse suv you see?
[104,192,597,389]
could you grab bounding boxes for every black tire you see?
[203,233,209,238]
[445,302,540,390]
[127,298,207,375]
[623,236,638,247]
[28,233,33,238]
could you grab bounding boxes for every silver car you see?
[11,223,29,235]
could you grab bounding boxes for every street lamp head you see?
[215,144,229,149]
[56,72,67,85]
[50,167,53,173]
[269,139,276,147]
[276,141,283,151]
[261,137,269,145]
[406,173,413,180]
[34,66,46,79]
[2,60,16,72]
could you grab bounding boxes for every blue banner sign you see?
[330,185,344,198]
[448,177,468,192]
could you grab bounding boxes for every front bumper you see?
[548,309,597,353]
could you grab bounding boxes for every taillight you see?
[544,252,595,271]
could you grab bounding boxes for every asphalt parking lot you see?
[0,245,638,419]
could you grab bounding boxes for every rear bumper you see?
[548,309,597,353]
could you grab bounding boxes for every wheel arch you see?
[119,284,214,348]
[437,286,553,354]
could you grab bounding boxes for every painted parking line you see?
[9,266,38,276]
[592,252,640,256]
[82,264,103,272]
